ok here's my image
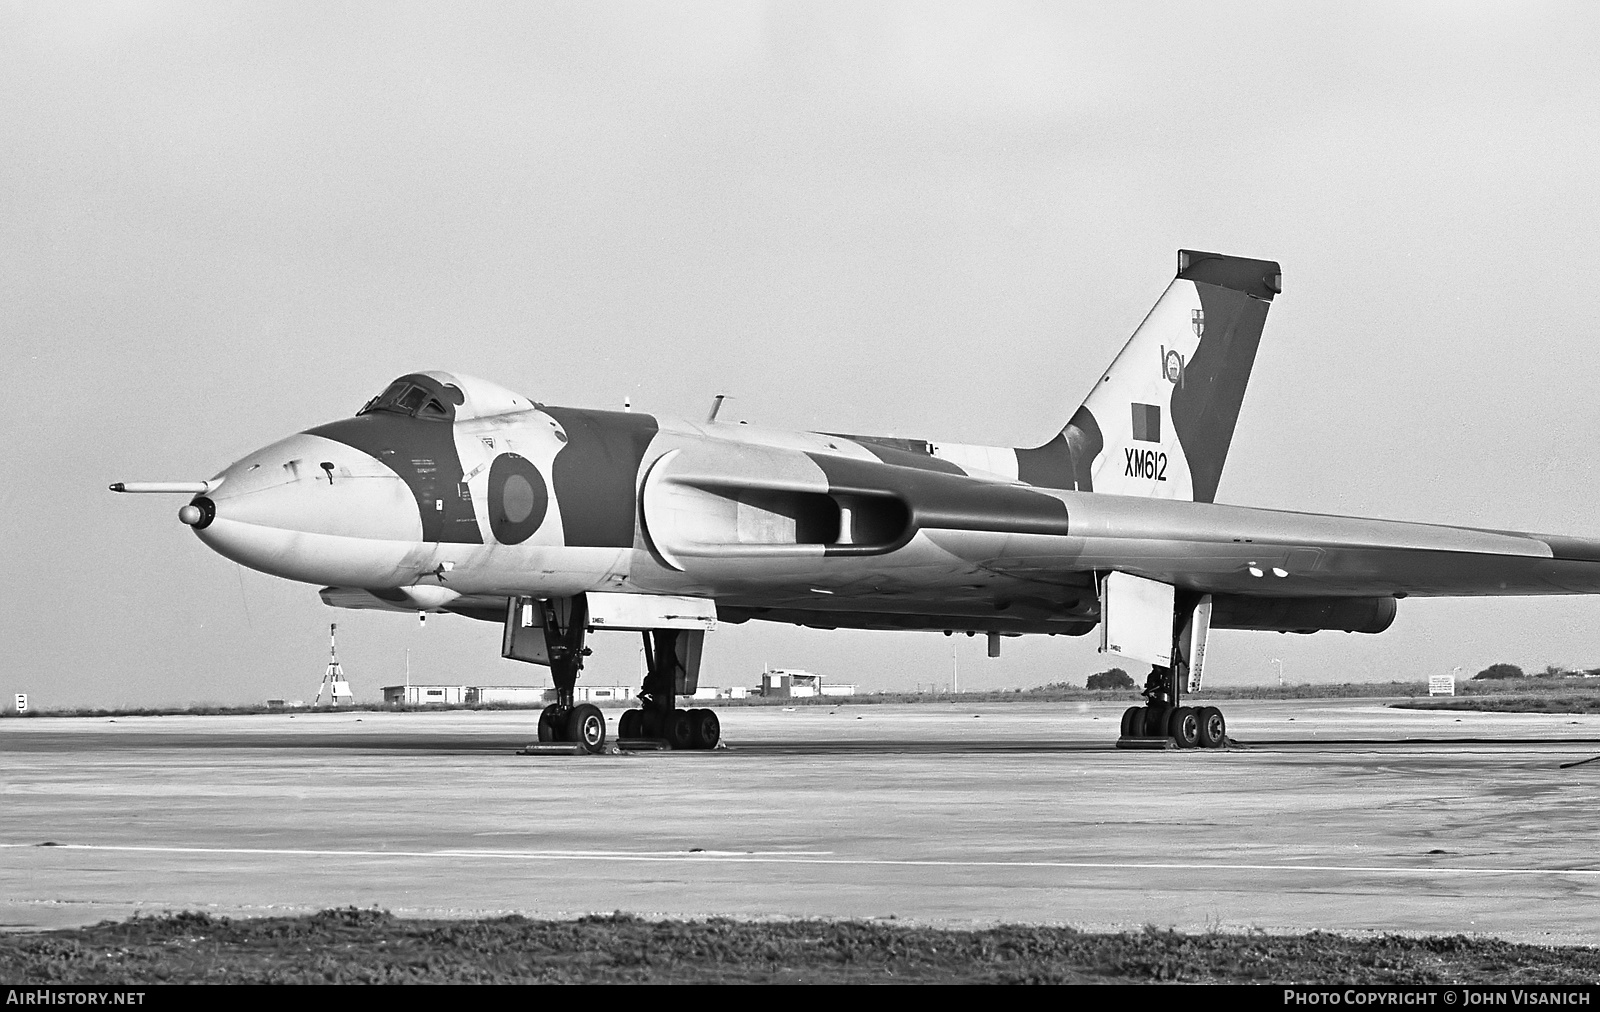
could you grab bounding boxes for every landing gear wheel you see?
[1168,706,1200,749]
[1143,704,1171,740]
[618,709,643,740]
[1120,706,1143,738]
[537,704,565,743]
[664,708,694,750]
[1197,706,1226,749]
[689,708,721,750]
[637,708,661,739]
[566,703,606,753]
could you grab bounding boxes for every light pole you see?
[1272,658,1283,687]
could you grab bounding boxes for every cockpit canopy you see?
[359,374,461,420]
[357,371,536,423]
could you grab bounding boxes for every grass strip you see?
[3,909,1598,984]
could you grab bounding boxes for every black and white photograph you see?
[4,0,1600,989]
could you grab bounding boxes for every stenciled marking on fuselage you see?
[1123,447,1167,481]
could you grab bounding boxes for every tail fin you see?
[1016,250,1280,503]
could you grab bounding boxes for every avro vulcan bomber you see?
[114,251,1600,751]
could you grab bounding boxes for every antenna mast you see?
[316,622,354,707]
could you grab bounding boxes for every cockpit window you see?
[359,382,405,414]
[356,375,459,421]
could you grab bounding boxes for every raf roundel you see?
[487,453,549,545]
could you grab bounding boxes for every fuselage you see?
[188,371,1092,634]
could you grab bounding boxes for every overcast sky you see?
[5,1,1600,707]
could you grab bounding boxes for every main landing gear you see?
[1118,668,1228,750]
[616,705,720,750]
[503,595,720,753]
[1115,590,1229,750]
[620,628,720,751]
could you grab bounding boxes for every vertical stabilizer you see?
[1016,250,1280,503]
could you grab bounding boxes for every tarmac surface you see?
[4,699,1600,943]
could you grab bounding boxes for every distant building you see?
[761,669,815,697]
[467,686,547,706]
[759,669,856,698]
[381,684,468,705]
[265,699,305,710]
[382,684,645,706]
[380,684,743,706]
[525,686,635,704]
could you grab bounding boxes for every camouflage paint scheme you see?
[160,252,1600,643]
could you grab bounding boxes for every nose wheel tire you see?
[565,703,607,753]
[537,704,564,743]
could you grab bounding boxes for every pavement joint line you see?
[8,843,1600,877]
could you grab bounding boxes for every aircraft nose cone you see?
[192,433,427,585]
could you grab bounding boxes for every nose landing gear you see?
[539,702,607,750]
[521,596,610,753]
